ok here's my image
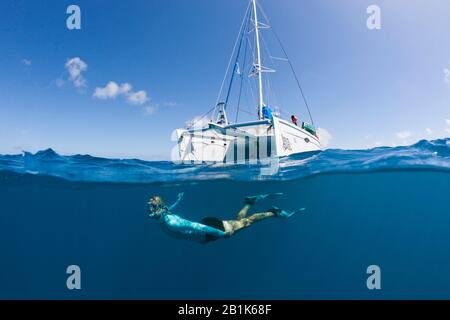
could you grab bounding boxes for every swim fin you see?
[270,206,305,219]
[245,193,284,205]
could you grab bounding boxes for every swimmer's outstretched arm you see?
[168,192,184,211]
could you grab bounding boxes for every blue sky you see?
[0,0,449,159]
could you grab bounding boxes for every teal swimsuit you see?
[150,193,227,244]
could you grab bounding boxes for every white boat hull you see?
[176,116,321,163]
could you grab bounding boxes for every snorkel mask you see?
[148,196,164,218]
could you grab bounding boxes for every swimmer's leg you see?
[236,203,252,220]
[247,211,277,222]
[270,206,306,219]
[226,207,305,235]
[226,211,277,234]
[237,193,283,220]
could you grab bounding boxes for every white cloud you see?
[425,128,433,136]
[317,128,332,147]
[144,106,157,116]
[65,57,88,88]
[445,68,450,84]
[396,131,411,139]
[93,81,148,106]
[93,81,121,99]
[21,59,32,66]
[127,90,148,105]
[119,83,132,94]
[446,128,450,135]
[446,119,450,126]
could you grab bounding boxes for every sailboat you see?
[175,0,321,163]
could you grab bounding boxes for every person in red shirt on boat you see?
[291,115,299,126]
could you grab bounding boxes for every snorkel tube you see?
[147,200,159,218]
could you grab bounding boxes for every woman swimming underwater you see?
[147,192,304,243]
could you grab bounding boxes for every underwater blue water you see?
[0,138,449,299]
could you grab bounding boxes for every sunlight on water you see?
[0,139,448,183]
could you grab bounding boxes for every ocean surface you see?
[0,138,449,299]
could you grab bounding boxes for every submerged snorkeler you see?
[147,192,304,243]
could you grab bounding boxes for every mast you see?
[252,0,264,120]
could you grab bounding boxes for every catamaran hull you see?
[176,116,321,163]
